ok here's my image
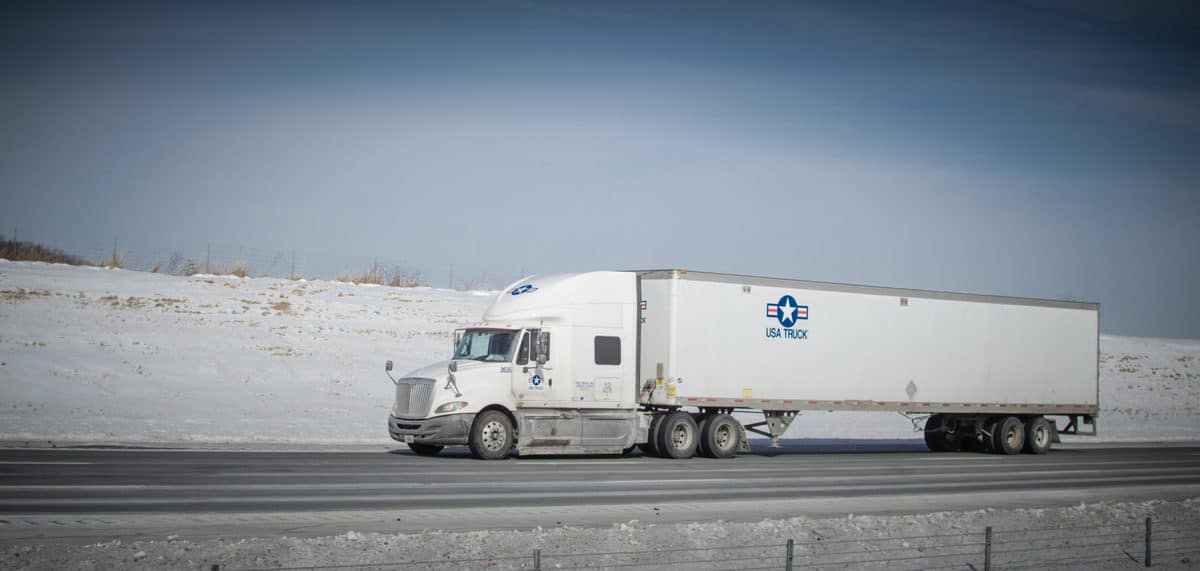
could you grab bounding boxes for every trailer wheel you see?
[698,414,739,458]
[991,416,1025,455]
[407,443,444,456]
[638,413,667,457]
[1023,416,1052,454]
[923,414,958,452]
[657,411,699,459]
[468,410,514,460]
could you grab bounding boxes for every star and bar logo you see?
[766,295,808,328]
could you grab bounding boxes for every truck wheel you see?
[638,413,666,457]
[991,416,1025,455]
[408,443,444,456]
[923,414,958,452]
[698,414,739,458]
[1023,416,1052,454]
[657,411,699,459]
[468,410,514,460]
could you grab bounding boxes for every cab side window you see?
[594,336,621,365]
[516,332,530,365]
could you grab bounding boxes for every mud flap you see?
[735,422,752,454]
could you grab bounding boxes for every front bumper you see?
[388,413,474,445]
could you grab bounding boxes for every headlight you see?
[434,401,469,414]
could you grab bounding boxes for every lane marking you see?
[4,467,1199,494]
[5,474,1199,507]
[0,462,92,465]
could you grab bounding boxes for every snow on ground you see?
[1,260,1198,445]
[0,260,491,444]
[4,498,1198,570]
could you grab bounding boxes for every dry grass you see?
[1,236,428,288]
[336,263,425,287]
[0,238,92,266]
[104,250,126,269]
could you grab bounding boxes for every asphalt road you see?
[2,440,1199,544]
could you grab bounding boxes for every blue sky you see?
[2,1,1198,338]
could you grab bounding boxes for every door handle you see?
[522,366,552,373]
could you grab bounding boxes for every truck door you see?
[512,329,566,404]
[512,329,582,447]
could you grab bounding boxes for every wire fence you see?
[210,517,1199,571]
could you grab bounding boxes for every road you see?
[2,440,1199,544]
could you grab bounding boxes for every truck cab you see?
[387,271,643,458]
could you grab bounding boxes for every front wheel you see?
[408,443,444,456]
[469,410,514,460]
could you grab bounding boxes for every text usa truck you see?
[386,270,1099,459]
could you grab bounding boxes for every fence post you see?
[533,548,541,571]
[1145,516,1152,567]
[984,526,992,571]
[785,538,794,571]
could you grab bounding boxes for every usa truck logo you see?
[510,284,537,296]
[766,294,809,340]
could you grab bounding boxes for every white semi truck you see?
[386,270,1099,459]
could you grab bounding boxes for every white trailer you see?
[385,270,1098,459]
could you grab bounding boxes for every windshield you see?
[453,329,518,362]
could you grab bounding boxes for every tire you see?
[695,415,713,458]
[638,413,667,457]
[408,443,444,456]
[991,416,1025,455]
[698,414,739,459]
[1023,416,1052,454]
[923,414,958,452]
[468,410,514,460]
[656,411,699,459]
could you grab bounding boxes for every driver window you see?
[516,332,530,365]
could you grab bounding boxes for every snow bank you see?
[0,261,489,444]
[1,260,1197,445]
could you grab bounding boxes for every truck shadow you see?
[390,438,1089,459]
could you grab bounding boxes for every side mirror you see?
[385,360,397,385]
[385,360,393,372]
[536,331,550,365]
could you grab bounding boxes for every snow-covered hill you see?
[1,260,1197,445]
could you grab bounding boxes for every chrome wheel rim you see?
[1034,425,1048,448]
[481,420,507,451]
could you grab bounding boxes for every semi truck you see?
[386,270,1099,459]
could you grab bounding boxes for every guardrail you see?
[213,517,1199,570]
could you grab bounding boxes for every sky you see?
[1,1,1198,338]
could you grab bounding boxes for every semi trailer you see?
[386,270,1099,459]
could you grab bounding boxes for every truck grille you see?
[394,378,435,418]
